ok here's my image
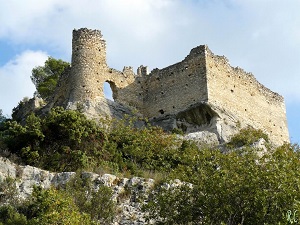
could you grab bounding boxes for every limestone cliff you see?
[0,156,154,225]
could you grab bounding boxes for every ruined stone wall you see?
[46,28,289,145]
[140,46,208,118]
[112,68,144,110]
[205,47,289,145]
[50,28,137,113]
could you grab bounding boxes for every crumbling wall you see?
[205,47,289,145]
[140,45,208,118]
[46,28,289,145]
[49,28,137,113]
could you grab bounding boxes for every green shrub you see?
[24,186,93,225]
[144,144,300,225]
[102,118,189,175]
[0,177,20,205]
[66,173,116,224]
[0,175,116,225]
[0,205,27,225]
[1,107,105,171]
[227,127,269,148]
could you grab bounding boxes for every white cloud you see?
[0,51,48,116]
[1,0,300,106]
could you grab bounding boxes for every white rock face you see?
[0,157,155,225]
[184,131,219,146]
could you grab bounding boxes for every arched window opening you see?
[103,81,117,101]
[103,82,113,101]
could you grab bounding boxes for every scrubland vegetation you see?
[0,107,300,224]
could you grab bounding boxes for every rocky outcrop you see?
[151,102,244,145]
[0,157,155,225]
[12,97,45,122]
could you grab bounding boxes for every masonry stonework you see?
[205,48,289,145]
[48,28,289,146]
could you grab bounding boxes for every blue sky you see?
[0,0,299,143]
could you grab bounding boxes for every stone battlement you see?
[48,28,289,146]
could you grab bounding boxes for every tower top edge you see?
[73,28,103,38]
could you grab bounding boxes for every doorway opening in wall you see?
[103,81,115,101]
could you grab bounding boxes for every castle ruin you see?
[47,28,289,146]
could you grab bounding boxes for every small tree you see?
[66,174,116,224]
[31,57,70,101]
[24,186,93,225]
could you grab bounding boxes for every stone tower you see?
[69,28,108,103]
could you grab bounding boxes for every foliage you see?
[31,57,70,101]
[66,173,116,224]
[144,184,199,225]
[0,178,24,225]
[0,177,20,205]
[171,128,184,135]
[102,118,188,175]
[0,110,8,153]
[226,127,269,148]
[1,107,104,171]
[2,108,190,175]
[0,205,27,225]
[1,108,300,224]
[0,175,116,225]
[24,186,93,225]
[1,107,273,178]
[144,143,300,225]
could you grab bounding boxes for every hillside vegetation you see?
[0,107,300,224]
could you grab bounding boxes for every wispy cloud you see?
[0,51,48,116]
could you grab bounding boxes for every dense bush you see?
[1,107,300,224]
[1,109,192,175]
[144,143,300,225]
[0,175,115,225]
[66,173,116,224]
[1,107,104,171]
[0,186,93,225]
[102,118,183,175]
[226,127,269,148]
[23,186,93,225]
